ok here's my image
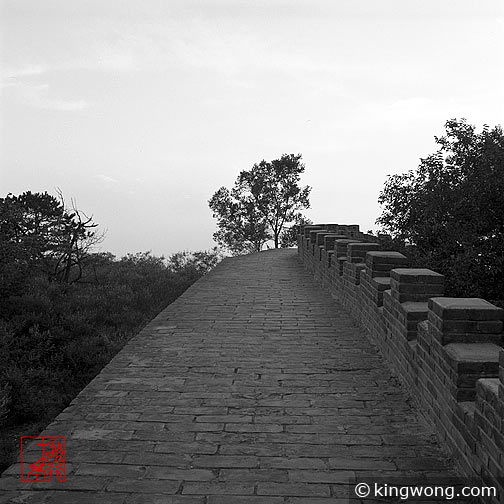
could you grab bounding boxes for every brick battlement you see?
[298,223,504,502]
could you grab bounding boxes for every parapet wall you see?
[298,224,504,503]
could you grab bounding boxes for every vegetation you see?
[377,118,504,304]
[0,191,221,472]
[209,153,311,254]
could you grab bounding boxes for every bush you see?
[0,247,222,472]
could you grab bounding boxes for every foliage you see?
[0,190,222,471]
[209,153,311,254]
[167,248,225,277]
[279,216,313,248]
[208,187,270,254]
[377,118,504,302]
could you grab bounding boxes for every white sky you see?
[1,0,503,257]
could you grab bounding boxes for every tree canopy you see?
[209,153,311,254]
[377,118,504,302]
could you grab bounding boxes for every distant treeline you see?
[0,190,222,472]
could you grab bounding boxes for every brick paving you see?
[0,249,469,503]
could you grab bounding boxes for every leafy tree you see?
[377,118,504,302]
[208,187,270,254]
[209,153,311,253]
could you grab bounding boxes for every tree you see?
[377,118,504,302]
[209,153,311,254]
[53,190,103,283]
[208,187,270,255]
[0,190,101,288]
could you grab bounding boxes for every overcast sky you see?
[1,0,503,257]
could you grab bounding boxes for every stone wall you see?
[298,223,504,503]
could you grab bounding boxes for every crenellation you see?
[320,223,345,233]
[315,231,332,246]
[360,271,390,307]
[326,250,334,268]
[442,343,500,401]
[347,242,381,263]
[298,222,504,503]
[323,233,348,253]
[365,251,408,277]
[342,260,366,286]
[428,298,503,345]
[390,268,445,303]
[303,225,323,237]
[333,239,360,258]
[308,229,324,257]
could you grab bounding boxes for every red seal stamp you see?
[21,436,66,482]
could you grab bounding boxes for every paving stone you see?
[124,496,204,504]
[105,479,181,493]
[328,457,396,470]
[218,444,283,456]
[122,452,192,466]
[207,498,284,504]
[225,423,283,433]
[288,469,355,483]
[286,499,351,504]
[257,482,331,496]
[259,457,327,470]
[219,468,289,482]
[27,475,109,491]
[74,463,146,478]
[39,492,128,504]
[144,467,215,481]
[0,249,463,501]
[195,415,253,423]
[181,482,254,495]
[154,441,217,454]
[70,450,125,464]
[192,455,259,468]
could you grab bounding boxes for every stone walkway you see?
[0,249,468,503]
